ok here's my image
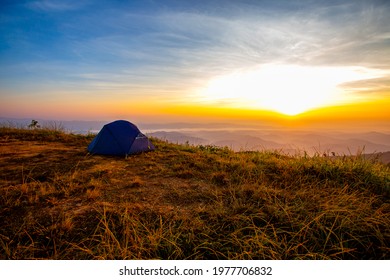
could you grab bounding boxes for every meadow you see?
[0,126,389,259]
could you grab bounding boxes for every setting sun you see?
[198,64,384,116]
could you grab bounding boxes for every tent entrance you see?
[128,133,155,155]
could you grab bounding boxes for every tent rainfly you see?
[87,120,155,156]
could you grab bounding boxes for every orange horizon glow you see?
[2,88,389,131]
[156,96,390,130]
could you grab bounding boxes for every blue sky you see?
[1,0,389,122]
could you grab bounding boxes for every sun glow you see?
[198,64,383,116]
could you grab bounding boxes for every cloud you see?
[146,2,390,71]
[26,0,88,12]
[51,3,390,105]
[341,76,390,98]
[33,1,388,72]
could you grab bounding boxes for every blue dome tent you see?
[87,120,155,156]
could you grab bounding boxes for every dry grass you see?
[0,127,389,259]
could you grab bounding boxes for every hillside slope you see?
[0,127,389,259]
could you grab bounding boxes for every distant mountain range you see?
[360,151,390,165]
[148,129,390,164]
[149,129,389,150]
[1,117,389,163]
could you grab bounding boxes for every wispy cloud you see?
[31,2,388,104]
[26,0,88,12]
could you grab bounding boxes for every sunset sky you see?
[1,0,389,130]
